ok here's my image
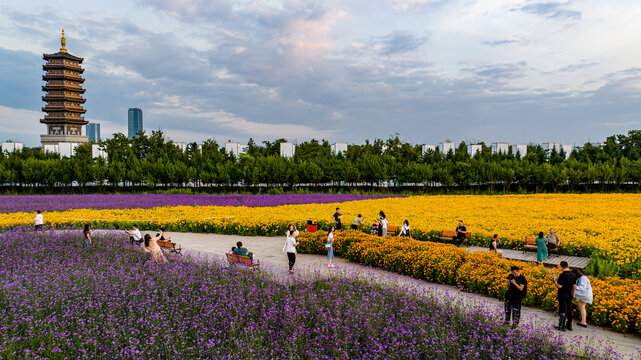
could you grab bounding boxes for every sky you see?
[1,0,641,147]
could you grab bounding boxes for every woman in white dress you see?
[284,224,299,274]
[572,269,593,328]
[327,225,335,268]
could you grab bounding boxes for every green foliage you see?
[3,130,641,193]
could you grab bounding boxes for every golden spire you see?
[60,27,67,53]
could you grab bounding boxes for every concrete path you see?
[143,231,640,359]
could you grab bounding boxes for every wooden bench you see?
[157,239,182,256]
[439,230,471,245]
[523,236,537,253]
[226,253,260,270]
[387,225,399,236]
[523,236,561,256]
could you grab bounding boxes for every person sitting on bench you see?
[155,228,172,242]
[125,225,142,245]
[233,241,254,261]
[454,220,467,246]
[546,228,561,255]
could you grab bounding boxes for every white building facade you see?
[331,142,348,155]
[467,144,482,156]
[491,142,509,154]
[280,142,296,158]
[1,142,23,153]
[439,142,456,154]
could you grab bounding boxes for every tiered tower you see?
[41,29,88,147]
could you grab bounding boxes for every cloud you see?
[483,40,518,46]
[376,31,429,55]
[466,62,529,81]
[518,1,581,19]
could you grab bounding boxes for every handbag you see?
[325,243,331,248]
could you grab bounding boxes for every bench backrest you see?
[441,230,456,237]
[388,225,399,233]
[157,240,174,249]
[237,255,253,266]
[226,253,240,263]
[524,236,536,245]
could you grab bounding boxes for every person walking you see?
[504,266,527,326]
[144,231,168,263]
[83,224,92,250]
[535,231,548,262]
[284,224,299,274]
[398,220,411,238]
[333,208,342,230]
[547,228,561,256]
[572,268,593,328]
[351,214,365,230]
[34,210,44,231]
[326,225,335,268]
[553,261,577,331]
[489,234,503,257]
[378,211,388,237]
[454,220,467,246]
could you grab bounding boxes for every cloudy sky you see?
[1,0,641,147]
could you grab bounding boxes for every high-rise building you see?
[86,123,100,142]
[128,108,143,139]
[41,29,89,148]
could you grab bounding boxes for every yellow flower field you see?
[2,194,640,263]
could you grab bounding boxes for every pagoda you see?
[41,28,88,147]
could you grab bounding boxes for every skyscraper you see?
[128,108,143,139]
[86,123,100,142]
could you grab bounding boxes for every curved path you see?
[154,231,641,359]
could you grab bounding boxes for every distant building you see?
[128,108,143,139]
[86,123,100,142]
[91,144,107,159]
[280,142,296,158]
[2,142,23,153]
[43,144,59,154]
[439,142,456,154]
[561,144,573,159]
[491,142,509,154]
[511,144,527,157]
[421,144,436,155]
[331,142,348,155]
[543,142,562,152]
[58,142,77,157]
[467,144,482,156]
[225,141,248,158]
[41,29,89,148]
[175,142,187,152]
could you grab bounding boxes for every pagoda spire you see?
[60,28,67,53]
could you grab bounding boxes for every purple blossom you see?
[0,227,618,359]
[0,194,401,213]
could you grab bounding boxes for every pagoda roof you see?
[43,52,84,62]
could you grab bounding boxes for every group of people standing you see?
[503,261,593,330]
[334,208,411,238]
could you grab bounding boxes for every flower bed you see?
[0,227,603,359]
[297,230,641,334]
[0,193,399,213]
[1,194,639,264]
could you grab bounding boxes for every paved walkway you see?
[140,231,639,359]
[466,246,591,269]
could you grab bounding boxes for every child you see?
[371,220,378,235]
[231,246,237,254]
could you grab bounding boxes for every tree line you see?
[1,130,641,193]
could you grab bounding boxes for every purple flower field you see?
[0,228,616,359]
[0,194,400,213]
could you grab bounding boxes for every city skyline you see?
[1,0,641,147]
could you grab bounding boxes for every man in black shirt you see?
[454,220,467,246]
[504,266,527,326]
[553,261,577,331]
[333,207,342,230]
